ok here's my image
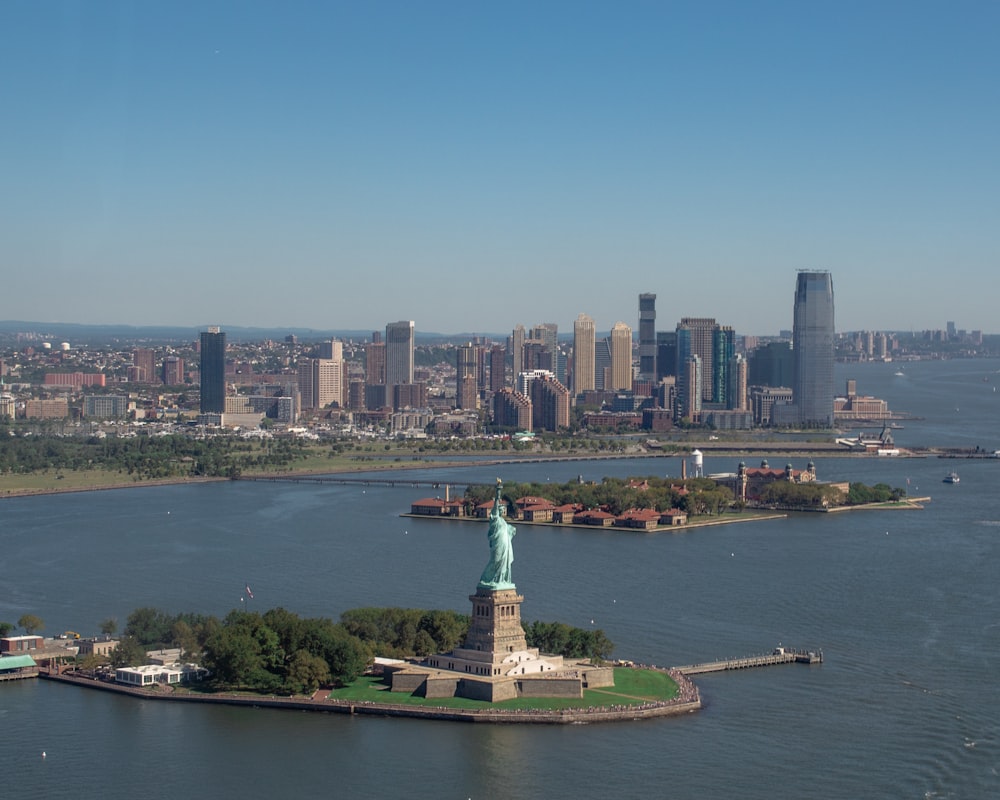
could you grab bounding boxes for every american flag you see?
[245,584,254,599]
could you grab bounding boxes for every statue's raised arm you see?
[479,478,516,590]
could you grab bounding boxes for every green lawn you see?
[326,668,678,711]
[0,468,177,495]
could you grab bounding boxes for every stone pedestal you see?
[463,587,527,657]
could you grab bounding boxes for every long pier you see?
[674,647,822,675]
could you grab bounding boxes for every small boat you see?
[943,472,960,484]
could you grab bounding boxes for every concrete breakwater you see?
[40,668,701,725]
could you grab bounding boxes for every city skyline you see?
[2,3,998,334]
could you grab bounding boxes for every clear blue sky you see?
[2,1,997,336]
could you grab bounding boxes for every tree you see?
[77,652,109,673]
[124,607,173,646]
[203,627,262,688]
[108,636,148,668]
[170,619,200,659]
[18,614,44,634]
[100,618,118,637]
[285,650,330,695]
[0,621,14,637]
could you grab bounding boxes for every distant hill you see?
[0,320,506,347]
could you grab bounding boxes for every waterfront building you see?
[199,327,227,414]
[792,271,836,426]
[638,293,656,381]
[834,380,890,421]
[573,313,596,395]
[609,321,633,392]
[750,386,793,426]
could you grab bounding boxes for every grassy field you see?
[325,668,678,711]
[0,469,211,496]
[0,442,461,496]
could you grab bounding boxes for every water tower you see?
[691,448,704,478]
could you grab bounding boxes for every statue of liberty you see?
[479,478,516,590]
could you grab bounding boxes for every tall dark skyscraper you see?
[199,327,226,413]
[792,271,835,426]
[638,293,656,381]
[385,320,414,390]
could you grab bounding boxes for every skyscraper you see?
[609,321,633,391]
[298,357,344,409]
[792,271,835,426]
[638,293,656,381]
[675,317,716,402]
[132,348,156,384]
[456,343,480,410]
[385,320,414,390]
[656,331,677,382]
[711,325,735,404]
[728,353,748,411]
[510,324,526,384]
[199,327,226,413]
[678,354,702,422]
[365,340,386,386]
[572,313,596,395]
[594,338,612,391]
[489,344,506,393]
[531,323,563,384]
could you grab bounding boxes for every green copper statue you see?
[479,478,516,590]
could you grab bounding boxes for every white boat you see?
[943,472,960,484]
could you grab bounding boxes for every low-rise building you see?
[78,638,119,657]
[1,635,44,653]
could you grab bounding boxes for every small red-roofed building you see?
[617,508,661,530]
[659,509,689,526]
[573,509,616,527]
[551,503,583,523]
[410,497,467,517]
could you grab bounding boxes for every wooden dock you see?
[674,647,822,675]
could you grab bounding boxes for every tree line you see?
[465,475,734,517]
[0,430,312,480]
[73,605,612,696]
[757,480,905,508]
